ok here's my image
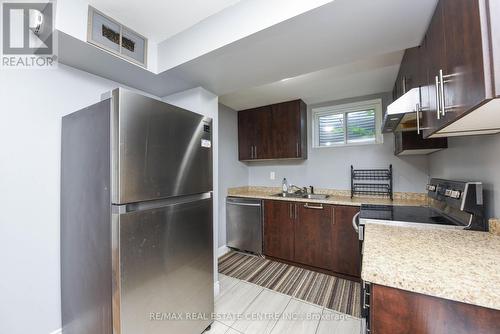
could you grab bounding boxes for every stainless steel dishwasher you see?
[226,197,263,254]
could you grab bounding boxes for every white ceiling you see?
[219,51,404,110]
[88,0,240,42]
[78,0,438,106]
[164,0,438,109]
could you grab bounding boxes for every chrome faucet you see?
[288,184,303,194]
[288,184,314,195]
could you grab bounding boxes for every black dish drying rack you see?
[351,165,393,199]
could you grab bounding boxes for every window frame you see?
[311,99,384,148]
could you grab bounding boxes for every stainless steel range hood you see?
[382,88,420,133]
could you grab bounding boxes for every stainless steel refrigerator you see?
[61,88,214,334]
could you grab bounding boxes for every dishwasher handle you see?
[226,201,262,207]
[226,197,262,207]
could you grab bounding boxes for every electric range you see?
[355,178,486,334]
[354,178,486,242]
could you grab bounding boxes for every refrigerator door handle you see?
[113,192,212,213]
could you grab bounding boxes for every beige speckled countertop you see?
[228,186,428,207]
[362,224,500,310]
[490,218,500,236]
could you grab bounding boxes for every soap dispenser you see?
[282,178,289,194]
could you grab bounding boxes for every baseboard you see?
[217,245,230,258]
[49,328,62,334]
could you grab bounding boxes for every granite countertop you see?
[227,186,428,207]
[362,224,500,310]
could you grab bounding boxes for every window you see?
[312,99,383,148]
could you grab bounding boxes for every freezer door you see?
[111,89,213,204]
[112,194,214,334]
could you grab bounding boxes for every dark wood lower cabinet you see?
[263,200,361,279]
[294,203,334,270]
[331,206,361,277]
[371,284,500,334]
[263,200,295,262]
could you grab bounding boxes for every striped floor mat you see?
[218,251,361,318]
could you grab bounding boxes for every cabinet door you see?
[419,34,431,122]
[422,0,446,138]
[393,69,404,100]
[398,47,419,97]
[270,101,302,159]
[294,203,334,270]
[263,200,295,261]
[238,109,257,160]
[441,0,486,124]
[331,206,361,277]
[255,105,273,160]
[371,284,500,334]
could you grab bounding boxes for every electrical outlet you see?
[270,171,276,180]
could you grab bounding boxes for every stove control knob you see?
[426,184,437,192]
[450,190,462,199]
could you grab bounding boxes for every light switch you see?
[270,171,276,180]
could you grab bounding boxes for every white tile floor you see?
[206,274,361,334]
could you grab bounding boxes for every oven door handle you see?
[352,212,360,233]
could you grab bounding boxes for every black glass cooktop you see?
[359,204,464,226]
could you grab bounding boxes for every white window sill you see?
[312,140,383,149]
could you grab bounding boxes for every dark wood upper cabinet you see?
[394,131,447,156]
[441,0,486,124]
[238,100,307,161]
[237,109,256,161]
[419,0,500,138]
[390,43,449,154]
[263,200,295,262]
[330,206,361,278]
[294,203,335,270]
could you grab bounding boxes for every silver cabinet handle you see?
[439,69,445,116]
[289,203,293,219]
[252,146,255,159]
[352,212,360,232]
[416,103,421,135]
[295,204,298,219]
[296,142,299,157]
[254,145,257,159]
[435,75,441,120]
[304,203,323,210]
[402,76,406,95]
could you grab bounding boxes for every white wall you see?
[247,93,430,193]
[217,104,249,247]
[0,65,217,334]
[428,134,500,219]
[56,0,159,72]
[162,87,220,291]
[0,64,145,334]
